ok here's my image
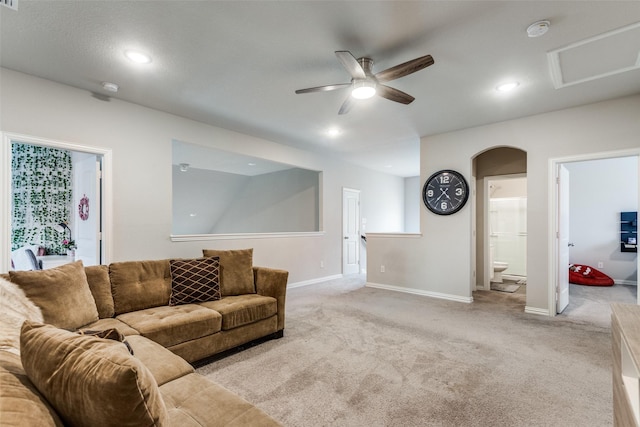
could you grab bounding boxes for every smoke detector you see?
[527,20,550,38]
[101,82,119,93]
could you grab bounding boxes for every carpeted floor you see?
[196,276,629,426]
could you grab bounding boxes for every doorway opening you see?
[1,133,112,272]
[486,175,527,292]
[551,151,639,318]
[472,146,527,304]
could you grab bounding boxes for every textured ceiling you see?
[2,1,640,177]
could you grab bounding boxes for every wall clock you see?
[422,170,469,215]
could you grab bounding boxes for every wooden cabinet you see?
[612,304,640,426]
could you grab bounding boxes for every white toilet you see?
[492,261,509,283]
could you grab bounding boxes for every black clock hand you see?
[435,188,448,203]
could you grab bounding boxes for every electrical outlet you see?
[380,265,385,273]
[320,260,324,268]
[597,261,604,269]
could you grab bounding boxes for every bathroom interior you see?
[488,176,527,292]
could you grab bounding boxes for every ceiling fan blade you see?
[374,55,434,83]
[338,94,354,115]
[295,83,351,94]
[377,85,415,104]
[335,51,366,79]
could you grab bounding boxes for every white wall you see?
[367,94,640,313]
[0,68,405,283]
[404,176,420,233]
[565,156,638,284]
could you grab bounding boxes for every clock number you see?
[440,175,450,184]
[441,201,448,210]
[455,188,463,196]
[427,189,433,197]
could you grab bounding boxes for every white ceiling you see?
[2,1,640,177]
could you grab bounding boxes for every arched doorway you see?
[472,147,527,295]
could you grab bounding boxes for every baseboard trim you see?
[615,280,637,286]
[365,282,473,303]
[288,274,343,289]
[525,306,551,316]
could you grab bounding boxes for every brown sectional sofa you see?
[0,251,288,427]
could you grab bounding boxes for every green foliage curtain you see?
[11,144,73,254]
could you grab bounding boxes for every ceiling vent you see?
[1,0,18,10]
[548,21,640,89]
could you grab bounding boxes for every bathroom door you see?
[557,165,570,313]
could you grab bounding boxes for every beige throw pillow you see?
[20,321,168,427]
[9,261,99,330]
[0,277,43,355]
[202,248,255,296]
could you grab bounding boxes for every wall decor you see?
[11,143,73,254]
[422,169,469,215]
[78,194,89,221]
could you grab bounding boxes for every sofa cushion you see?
[116,304,222,348]
[0,350,63,427]
[9,261,99,330]
[85,264,115,318]
[202,248,255,296]
[160,372,282,426]
[0,277,43,355]
[169,257,221,306]
[126,335,194,386]
[110,259,171,315]
[20,321,168,427]
[198,294,277,330]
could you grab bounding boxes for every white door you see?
[557,164,570,313]
[342,188,360,275]
[73,155,101,266]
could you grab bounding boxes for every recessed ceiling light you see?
[326,127,341,137]
[496,82,520,92]
[248,162,256,166]
[179,163,189,172]
[101,81,119,93]
[124,50,152,64]
[527,20,550,38]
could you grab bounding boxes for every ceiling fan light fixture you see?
[351,80,376,99]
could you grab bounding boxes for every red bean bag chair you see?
[569,264,614,286]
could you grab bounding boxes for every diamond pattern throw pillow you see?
[169,257,221,306]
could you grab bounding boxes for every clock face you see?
[422,170,469,215]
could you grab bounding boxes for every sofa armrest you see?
[253,266,288,331]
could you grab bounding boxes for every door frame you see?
[548,148,640,315]
[1,132,113,272]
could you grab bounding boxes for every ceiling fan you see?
[295,50,434,115]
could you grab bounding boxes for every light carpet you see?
[197,276,613,426]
